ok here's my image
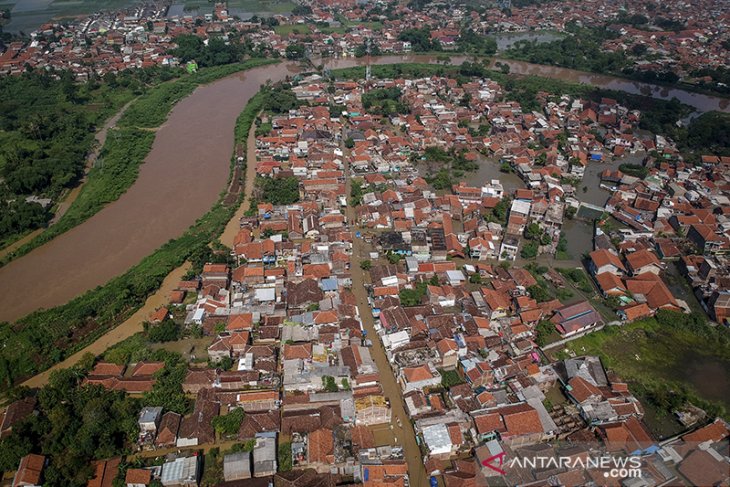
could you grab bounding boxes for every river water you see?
[0,62,299,322]
[1,55,728,323]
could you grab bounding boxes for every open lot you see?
[549,317,730,437]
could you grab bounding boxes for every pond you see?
[493,30,564,51]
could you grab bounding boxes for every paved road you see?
[343,145,428,486]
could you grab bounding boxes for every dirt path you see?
[51,99,137,225]
[21,262,191,389]
[219,119,259,248]
[343,142,428,487]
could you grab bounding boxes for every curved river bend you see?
[0,62,298,322]
[0,55,727,322]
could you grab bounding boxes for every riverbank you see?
[0,60,278,272]
[220,115,259,247]
[0,67,292,391]
[20,262,191,390]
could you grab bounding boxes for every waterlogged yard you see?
[551,312,730,437]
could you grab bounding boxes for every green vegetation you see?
[0,70,137,245]
[527,284,550,303]
[0,60,277,267]
[0,362,139,485]
[457,29,497,55]
[142,352,192,415]
[398,27,440,52]
[285,43,306,59]
[399,282,428,307]
[557,267,595,294]
[505,24,629,76]
[350,179,364,205]
[144,318,181,343]
[520,241,538,259]
[278,441,293,472]
[255,175,300,205]
[212,407,245,436]
[260,83,300,114]
[440,369,465,389]
[535,319,561,347]
[322,375,339,392]
[362,87,408,116]
[556,311,730,427]
[618,163,648,179]
[359,260,372,271]
[685,112,730,157]
[171,34,254,68]
[0,87,269,391]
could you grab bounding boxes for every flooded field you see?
[494,31,563,51]
[0,62,299,322]
[493,58,730,114]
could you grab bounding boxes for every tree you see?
[322,376,339,392]
[145,318,180,343]
[524,223,542,240]
[521,241,538,259]
[285,44,306,60]
[278,442,293,472]
[211,408,245,436]
[256,176,300,205]
[527,285,550,303]
[535,320,557,347]
[386,253,401,264]
[359,260,372,271]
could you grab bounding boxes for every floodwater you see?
[0,61,299,323]
[493,31,563,51]
[21,262,190,389]
[4,54,730,323]
[678,355,730,410]
[493,58,730,114]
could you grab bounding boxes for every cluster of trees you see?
[0,362,139,486]
[399,276,438,306]
[261,84,299,114]
[212,407,245,437]
[362,87,409,116]
[506,25,629,75]
[686,112,730,156]
[144,318,180,343]
[321,375,339,392]
[618,163,648,179]
[285,43,306,60]
[172,34,249,67]
[0,72,101,241]
[457,29,497,55]
[398,28,439,52]
[255,176,300,205]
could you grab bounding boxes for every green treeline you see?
[0,67,185,247]
[0,59,276,267]
[0,86,269,391]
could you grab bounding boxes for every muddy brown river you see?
[0,55,727,323]
[0,62,299,322]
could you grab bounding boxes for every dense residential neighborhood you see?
[0,0,729,486]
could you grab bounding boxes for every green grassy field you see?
[551,316,730,436]
[274,23,309,35]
